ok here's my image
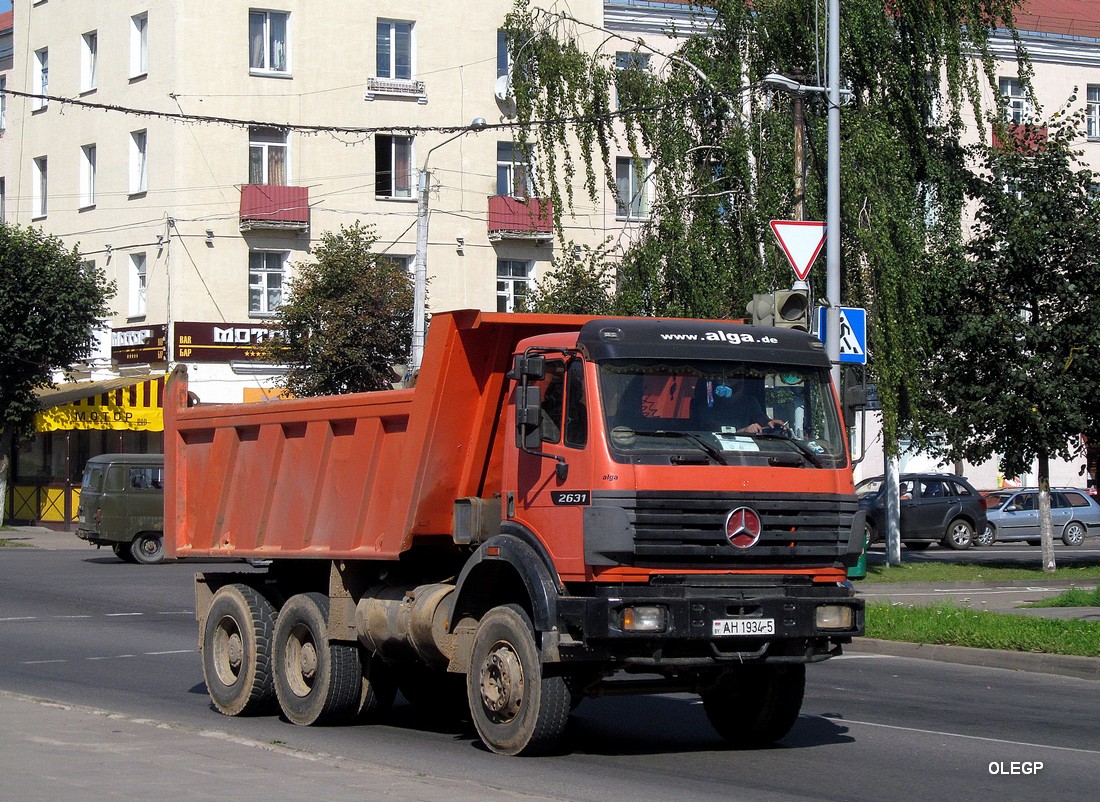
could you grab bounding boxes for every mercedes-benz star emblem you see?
[724,507,762,549]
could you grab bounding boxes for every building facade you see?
[0,0,699,523]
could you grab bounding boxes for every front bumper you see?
[551,582,864,666]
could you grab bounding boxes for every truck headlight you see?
[620,606,667,632]
[816,604,854,630]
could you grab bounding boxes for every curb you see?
[847,637,1100,682]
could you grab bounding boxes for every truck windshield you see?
[598,360,847,468]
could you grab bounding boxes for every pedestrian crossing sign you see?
[814,307,867,364]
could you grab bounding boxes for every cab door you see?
[515,356,592,576]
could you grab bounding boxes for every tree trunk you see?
[886,456,902,566]
[1038,451,1056,573]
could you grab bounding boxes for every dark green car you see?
[76,453,165,564]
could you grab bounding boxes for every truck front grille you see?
[585,490,858,569]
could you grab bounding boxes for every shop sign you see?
[112,324,168,364]
[174,322,279,362]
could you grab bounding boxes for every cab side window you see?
[128,467,164,490]
[564,358,587,448]
[539,360,565,444]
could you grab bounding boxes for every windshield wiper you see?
[751,431,825,468]
[630,430,729,465]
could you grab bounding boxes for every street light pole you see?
[410,118,488,373]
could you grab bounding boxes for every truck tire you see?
[701,664,805,748]
[467,605,570,756]
[130,532,165,564]
[202,583,277,716]
[273,592,362,726]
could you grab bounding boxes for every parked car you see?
[856,472,988,550]
[76,453,166,564]
[978,488,1100,546]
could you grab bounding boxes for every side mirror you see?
[516,385,543,450]
[510,353,546,381]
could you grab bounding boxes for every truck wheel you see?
[273,593,362,726]
[203,583,277,716]
[701,664,805,748]
[357,649,398,721]
[130,532,165,564]
[467,605,570,756]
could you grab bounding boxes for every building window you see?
[130,13,148,78]
[497,29,510,79]
[615,51,650,109]
[1,76,6,130]
[130,130,148,194]
[0,177,6,223]
[249,127,288,184]
[497,259,531,313]
[999,77,1029,125]
[615,157,650,220]
[80,144,97,208]
[33,48,48,111]
[376,20,412,80]
[497,141,533,198]
[375,134,413,198]
[81,31,98,92]
[249,251,286,315]
[1088,86,1100,140]
[129,253,147,318]
[32,157,47,218]
[249,10,289,74]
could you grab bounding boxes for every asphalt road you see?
[2,544,1099,801]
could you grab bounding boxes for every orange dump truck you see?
[166,309,865,756]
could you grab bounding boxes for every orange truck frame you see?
[166,310,865,756]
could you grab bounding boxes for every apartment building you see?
[1,0,697,524]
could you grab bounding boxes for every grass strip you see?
[1023,586,1100,608]
[863,561,1100,583]
[866,601,1100,657]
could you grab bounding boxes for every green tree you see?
[502,0,1026,450]
[263,223,414,396]
[522,240,616,315]
[925,109,1100,571]
[0,223,114,514]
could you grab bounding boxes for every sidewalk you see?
[0,692,503,802]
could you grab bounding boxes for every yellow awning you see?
[35,375,166,432]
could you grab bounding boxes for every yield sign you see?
[770,220,826,281]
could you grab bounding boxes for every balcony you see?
[992,122,1048,154]
[239,185,310,232]
[364,76,428,104]
[487,196,554,243]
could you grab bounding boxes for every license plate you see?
[712,618,775,636]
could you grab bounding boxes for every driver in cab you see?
[697,377,786,434]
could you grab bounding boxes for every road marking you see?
[105,613,143,617]
[21,649,196,666]
[825,715,1100,755]
[0,617,37,622]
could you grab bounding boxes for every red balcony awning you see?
[488,195,553,242]
[991,123,1048,154]
[240,184,310,231]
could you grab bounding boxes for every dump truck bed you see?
[165,310,593,559]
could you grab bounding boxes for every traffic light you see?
[746,293,775,326]
[773,289,810,331]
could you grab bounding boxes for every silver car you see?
[978,488,1100,546]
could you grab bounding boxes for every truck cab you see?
[76,453,166,564]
